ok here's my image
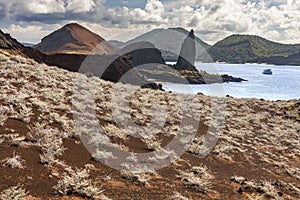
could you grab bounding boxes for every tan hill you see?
[34,23,117,55]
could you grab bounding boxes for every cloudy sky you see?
[0,0,299,45]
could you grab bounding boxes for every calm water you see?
[163,62,300,100]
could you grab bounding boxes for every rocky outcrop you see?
[141,82,164,90]
[174,29,196,71]
[74,42,166,84]
[119,42,165,67]
[34,23,117,55]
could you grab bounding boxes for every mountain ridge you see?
[123,28,211,61]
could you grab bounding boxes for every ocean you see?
[163,62,300,100]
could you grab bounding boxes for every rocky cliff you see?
[174,29,196,71]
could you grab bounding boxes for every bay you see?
[163,62,300,100]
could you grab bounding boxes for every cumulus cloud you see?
[162,0,300,44]
[0,0,300,44]
[103,0,167,27]
[2,24,52,43]
[0,0,98,22]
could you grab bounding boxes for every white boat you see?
[263,69,273,75]
[216,60,227,64]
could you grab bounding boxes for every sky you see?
[0,0,299,45]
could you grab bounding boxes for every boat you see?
[216,60,227,64]
[263,69,273,75]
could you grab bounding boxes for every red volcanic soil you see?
[1,53,300,200]
[34,23,117,55]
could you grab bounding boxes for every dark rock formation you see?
[119,42,166,67]
[141,83,164,91]
[221,74,247,83]
[175,29,196,71]
[178,69,247,84]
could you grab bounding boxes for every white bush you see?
[177,165,214,193]
[92,149,115,163]
[29,126,65,165]
[142,137,162,150]
[169,192,189,200]
[53,165,103,198]
[1,151,25,169]
[0,113,8,127]
[120,169,153,185]
[0,185,28,200]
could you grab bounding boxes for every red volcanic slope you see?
[34,23,117,55]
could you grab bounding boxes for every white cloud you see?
[0,0,96,16]
[145,0,165,16]
[66,0,96,13]
[3,24,52,43]
[1,0,300,44]
[161,0,300,44]
[24,0,66,14]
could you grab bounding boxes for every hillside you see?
[1,53,300,199]
[207,34,300,63]
[109,40,125,48]
[124,28,211,61]
[34,23,117,55]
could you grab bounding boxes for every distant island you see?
[113,28,300,66]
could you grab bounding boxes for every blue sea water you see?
[163,62,300,100]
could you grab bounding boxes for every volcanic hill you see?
[34,23,117,55]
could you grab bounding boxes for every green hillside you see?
[208,34,300,63]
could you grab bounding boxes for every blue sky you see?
[0,0,299,45]
[105,0,147,8]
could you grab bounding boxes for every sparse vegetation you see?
[177,165,214,193]
[36,128,66,165]
[231,176,285,200]
[53,165,103,198]
[0,185,28,200]
[169,192,189,200]
[1,151,25,169]
[0,53,300,199]
[120,170,154,185]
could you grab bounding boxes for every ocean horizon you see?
[164,62,300,101]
